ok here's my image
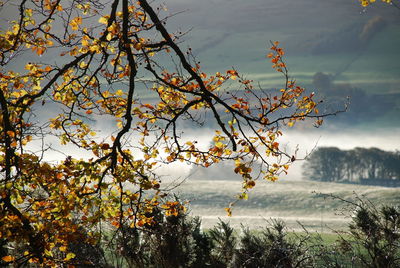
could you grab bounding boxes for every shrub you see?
[234,220,316,268]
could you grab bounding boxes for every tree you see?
[359,0,400,9]
[0,0,333,265]
[303,147,347,182]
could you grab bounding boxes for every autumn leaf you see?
[98,16,109,25]
[64,252,76,261]
[225,207,232,217]
[6,130,15,137]
[2,256,15,262]
[69,17,82,31]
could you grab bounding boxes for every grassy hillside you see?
[174,179,400,232]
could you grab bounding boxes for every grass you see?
[175,179,400,232]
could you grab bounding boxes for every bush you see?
[335,200,400,268]
[30,195,397,268]
[209,219,237,267]
[112,203,212,268]
[234,220,317,268]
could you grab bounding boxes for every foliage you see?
[359,0,397,8]
[143,209,207,268]
[81,211,331,268]
[113,202,211,268]
[234,220,318,268]
[111,199,400,267]
[208,219,237,267]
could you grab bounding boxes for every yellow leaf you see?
[69,17,82,31]
[239,193,248,200]
[44,249,53,257]
[215,142,224,149]
[64,252,76,261]
[16,194,24,204]
[225,207,232,217]
[98,16,109,25]
[106,32,112,41]
[79,61,87,69]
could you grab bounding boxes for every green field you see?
[187,24,400,93]
[174,179,400,232]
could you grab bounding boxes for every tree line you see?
[311,72,399,126]
[303,147,400,185]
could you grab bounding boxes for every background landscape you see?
[155,0,400,231]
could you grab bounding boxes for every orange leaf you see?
[2,256,15,262]
[6,131,15,137]
[111,221,120,228]
[142,103,154,109]
[272,142,279,149]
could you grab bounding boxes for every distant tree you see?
[359,16,387,41]
[312,72,397,125]
[385,150,400,179]
[303,147,347,182]
[303,147,400,183]
[312,72,332,91]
